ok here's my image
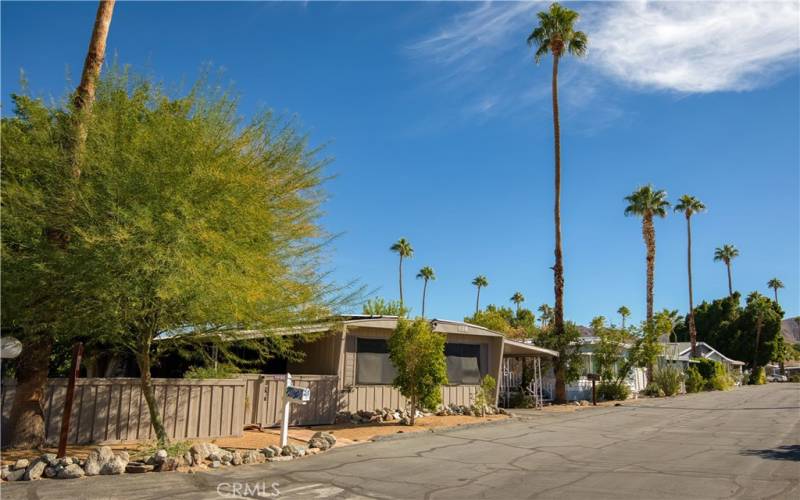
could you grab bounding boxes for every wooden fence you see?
[242,374,339,428]
[1,377,246,445]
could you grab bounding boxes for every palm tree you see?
[510,292,525,314]
[528,3,587,403]
[472,275,489,314]
[538,304,553,328]
[416,266,436,318]
[8,0,117,449]
[624,185,670,323]
[748,292,772,369]
[713,244,739,296]
[674,195,706,357]
[390,238,414,309]
[767,278,784,305]
[617,306,630,330]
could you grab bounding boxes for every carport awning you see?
[503,339,558,357]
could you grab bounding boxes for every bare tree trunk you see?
[421,279,428,318]
[726,262,733,297]
[7,0,115,449]
[686,215,699,358]
[550,54,567,404]
[398,256,404,310]
[136,336,168,446]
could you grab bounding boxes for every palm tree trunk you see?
[643,215,655,322]
[753,315,762,369]
[773,288,778,304]
[726,262,733,296]
[421,279,428,318]
[550,54,567,404]
[398,256,404,309]
[475,286,481,314]
[687,216,699,358]
[7,0,115,449]
[621,316,626,330]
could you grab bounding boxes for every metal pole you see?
[591,377,597,406]
[57,342,83,458]
[280,372,292,448]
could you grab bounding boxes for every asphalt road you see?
[3,383,798,499]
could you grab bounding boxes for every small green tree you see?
[473,375,497,416]
[388,318,448,425]
[684,366,705,393]
[362,297,409,317]
[538,321,583,396]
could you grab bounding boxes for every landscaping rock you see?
[101,454,128,475]
[4,467,26,482]
[281,444,304,457]
[56,464,85,479]
[154,449,168,464]
[579,400,589,407]
[41,453,58,467]
[159,457,181,472]
[261,447,277,459]
[242,449,263,464]
[267,456,293,462]
[220,451,233,464]
[126,462,154,473]
[24,460,47,480]
[209,460,221,469]
[84,446,113,475]
[13,459,30,470]
[399,417,410,425]
[231,450,243,466]
[268,445,283,456]
[183,452,194,466]
[58,457,73,466]
[190,442,221,462]
[43,466,59,479]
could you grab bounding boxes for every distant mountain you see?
[781,317,800,344]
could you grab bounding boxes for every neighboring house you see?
[660,342,746,384]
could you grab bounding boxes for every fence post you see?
[57,343,83,457]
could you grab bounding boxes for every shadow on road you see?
[741,445,800,461]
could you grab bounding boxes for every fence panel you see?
[1,377,246,445]
[244,374,339,428]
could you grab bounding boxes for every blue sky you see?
[3,1,799,325]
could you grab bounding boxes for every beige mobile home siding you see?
[337,327,503,412]
[287,332,342,375]
[1,378,245,445]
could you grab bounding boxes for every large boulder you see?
[311,431,336,448]
[13,459,29,470]
[41,453,58,467]
[281,444,305,457]
[3,467,26,482]
[24,460,47,481]
[84,446,114,476]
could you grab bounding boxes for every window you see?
[356,338,397,385]
[445,343,482,384]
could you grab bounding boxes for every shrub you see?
[653,365,683,396]
[749,366,766,385]
[695,358,731,391]
[709,372,734,391]
[642,383,664,397]
[788,373,800,383]
[684,366,705,393]
[695,358,717,381]
[184,363,240,379]
[598,380,630,401]
[508,391,535,409]
[474,375,497,414]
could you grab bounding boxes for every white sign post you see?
[280,373,311,447]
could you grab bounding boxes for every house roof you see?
[662,342,745,366]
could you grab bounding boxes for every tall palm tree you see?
[510,292,525,314]
[674,194,706,357]
[538,304,553,328]
[767,278,784,305]
[748,292,772,369]
[8,0,116,449]
[390,238,413,309]
[617,306,630,330]
[624,185,670,323]
[713,244,739,296]
[472,275,489,314]
[416,266,436,318]
[528,3,587,403]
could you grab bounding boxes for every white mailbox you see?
[285,385,311,403]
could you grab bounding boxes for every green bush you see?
[684,366,705,393]
[788,373,800,383]
[508,391,535,408]
[749,366,766,385]
[695,358,731,391]
[709,371,734,391]
[474,375,497,413]
[694,358,717,381]
[598,380,630,401]
[642,383,664,397]
[184,363,240,379]
[653,366,683,396]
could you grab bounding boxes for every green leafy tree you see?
[527,2,587,404]
[5,71,346,445]
[510,291,525,314]
[466,304,538,339]
[624,185,670,323]
[713,244,740,296]
[617,306,630,330]
[2,0,116,449]
[416,266,436,318]
[538,321,583,389]
[390,238,414,309]
[471,275,489,314]
[767,278,784,306]
[388,318,448,425]
[362,297,409,317]
[674,195,706,357]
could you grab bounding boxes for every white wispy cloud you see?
[590,1,800,93]
[407,1,800,126]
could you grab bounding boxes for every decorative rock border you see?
[1,431,338,482]
[336,404,507,425]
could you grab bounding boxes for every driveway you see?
[3,383,798,499]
